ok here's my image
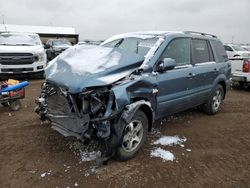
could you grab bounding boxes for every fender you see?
[121,100,152,124]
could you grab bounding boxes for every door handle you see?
[187,73,196,78]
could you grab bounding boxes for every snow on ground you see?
[40,170,52,177]
[67,140,101,162]
[79,150,101,162]
[151,148,175,161]
[153,135,187,146]
[151,135,189,162]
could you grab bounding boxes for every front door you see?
[155,38,194,118]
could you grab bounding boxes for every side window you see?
[211,40,228,62]
[192,39,211,64]
[224,45,233,52]
[161,38,191,66]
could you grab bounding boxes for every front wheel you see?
[116,110,148,161]
[203,85,224,115]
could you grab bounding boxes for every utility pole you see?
[2,14,5,24]
[231,36,234,44]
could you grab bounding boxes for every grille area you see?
[0,53,37,65]
[47,85,72,114]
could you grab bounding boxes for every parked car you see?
[241,45,250,51]
[0,32,47,78]
[45,39,72,60]
[224,44,250,58]
[35,31,231,161]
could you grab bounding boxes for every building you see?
[0,24,79,44]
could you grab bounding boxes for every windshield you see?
[101,37,158,57]
[0,34,42,46]
[52,40,72,46]
[231,45,246,51]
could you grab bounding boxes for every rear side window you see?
[192,39,213,64]
[212,41,228,62]
[161,38,191,66]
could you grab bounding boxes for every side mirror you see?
[158,58,176,72]
[44,44,50,49]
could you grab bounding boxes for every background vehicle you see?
[36,31,231,161]
[230,57,250,87]
[241,45,250,51]
[224,44,250,58]
[45,39,72,60]
[0,32,47,78]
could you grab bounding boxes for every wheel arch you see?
[218,80,226,99]
[122,97,155,132]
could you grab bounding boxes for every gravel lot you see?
[0,80,250,188]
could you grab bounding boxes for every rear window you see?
[212,40,228,62]
[192,39,213,64]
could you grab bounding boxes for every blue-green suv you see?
[36,31,231,161]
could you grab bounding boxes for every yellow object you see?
[7,79,19,85]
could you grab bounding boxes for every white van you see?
[0,32,47,77]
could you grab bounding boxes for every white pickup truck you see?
[230,57,250,86]
[0,32,47,78]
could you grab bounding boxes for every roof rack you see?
[183,31,217,38]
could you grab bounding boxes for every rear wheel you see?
[116,110,148,161]
[203,85,224,115]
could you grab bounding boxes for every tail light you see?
[243,59,250,73]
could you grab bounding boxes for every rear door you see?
[155,38,195,118]
[190,39,218,105]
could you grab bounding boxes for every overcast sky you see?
[1,0,250,43]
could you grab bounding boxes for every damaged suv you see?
[35,31,231,161]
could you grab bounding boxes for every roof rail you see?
[183,31,217,38]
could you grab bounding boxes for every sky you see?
[1,0,250,43]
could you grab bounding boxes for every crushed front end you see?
[35,82,118,142]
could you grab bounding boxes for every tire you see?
[9,100,22,111]
[116,110,148,161]
[203,85,224,115]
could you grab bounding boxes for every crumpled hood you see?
[45,45,144,93]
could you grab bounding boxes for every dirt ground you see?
[0,80,250,188]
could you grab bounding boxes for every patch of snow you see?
[150,128,161,136]
[80,150,101,162]
[96,69,132,83]
[101,32,158,45]
[67,140,100,162]
[151,148,175,161]
[122,100,152,120]
[40,173,46,177]
[84,172,90,177]
[153,136,187,146]
[74,182,78,187]
[186,149,192,152]
[47,45,122,76]
[40,170,51,177]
